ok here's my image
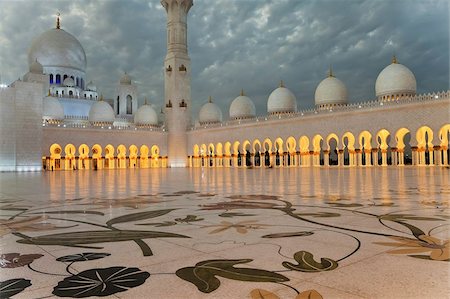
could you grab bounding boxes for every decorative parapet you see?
[192,90,450,130]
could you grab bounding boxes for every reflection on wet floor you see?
[0,167,448,298]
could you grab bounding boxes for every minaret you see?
[161,0,193,167]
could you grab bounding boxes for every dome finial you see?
[56,12,61,29]
[328,65,334,77]
[392,54,398,64]
[279,80,285,88]
[208,96,213,103]
[240,89,245,96]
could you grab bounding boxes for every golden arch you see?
[299,136,310,153]
[274,137,283,153]
[91,144,102,158]
[151,145,160,157]
[312,135,323,152]
[64,144,76,158]
[140,145,149,158]
[439,124,450,147]
[376,129,391,151]
[216,143,223,156]
[64,144,76,170]
[140,145,150,169]
[105,144,115,159]
[49,143,62,170]
[359,131,372,150]
[151,145,160,168]
[129,145,138,168]
[263,138,272,153]
[193,144,200,157]
[77,144,89,170]
[342,132,355,151]
[233,141,240,155]
[78,144,89,158]
[224,142,232,156]
[117,144,127,169]
[104,144,115,169]
[208,143,215,155]
[395,128,410,150]
[416,126,434,149]
[286,136,296,154]
[326,133,339,150]
[242,140,251,152]
[200,144,207,157]
[252,139,262,153]
[50,143,62,158]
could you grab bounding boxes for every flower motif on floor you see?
[204,220,271,234]
[0,253,43,268]
[374,235,450,261]
[0,215,69,237]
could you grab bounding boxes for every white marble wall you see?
[187,98,450,153]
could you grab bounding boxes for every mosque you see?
[0,0,449,172]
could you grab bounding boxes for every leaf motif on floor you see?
[52,266,150,298]
[0,278,31,298]
[56,252,110,263]
[176,259,289,293]
[282,251,338,272]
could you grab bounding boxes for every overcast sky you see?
[0,0,448,117]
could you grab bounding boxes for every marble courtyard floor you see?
[0,167,449,299]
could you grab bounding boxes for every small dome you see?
[267,82,297,114]
[28,28,86,72]
[88,100,115,124]
[375,57,416,98]
[315,72,348,106]
[29,59,43,74]
[86,81,97,91]
[229,90,256,119]
[134,104,158,126]
[43,97,64,120]
[63,77,75,87]
[199,97,222,124]
[120,73,132,85]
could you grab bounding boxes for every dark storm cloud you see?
[0,0,448,118]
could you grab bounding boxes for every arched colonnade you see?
[45,143,166,171]
[189,125,450,168]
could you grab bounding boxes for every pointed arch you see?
[78,144,89,170]
[193,144,200,157]
[140,145,150,168]
[129,145,138,168]
[91,144,103,170]
[117,144,127,169]
[151,145,160,168]
[105,144,115,169]
[286,136,296,154]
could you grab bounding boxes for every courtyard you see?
[0,167,449,298]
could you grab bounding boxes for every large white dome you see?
[43,97,64,121]
[375,58,416,98]
[199,98,222,124]
[134,104,158,126]
[267,83,297,114]
[229,91,256,119]
[28,28,86,72]
[88,100,115,124]
[315,74,348,107]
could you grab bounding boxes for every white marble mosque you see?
[0,0,449,172]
